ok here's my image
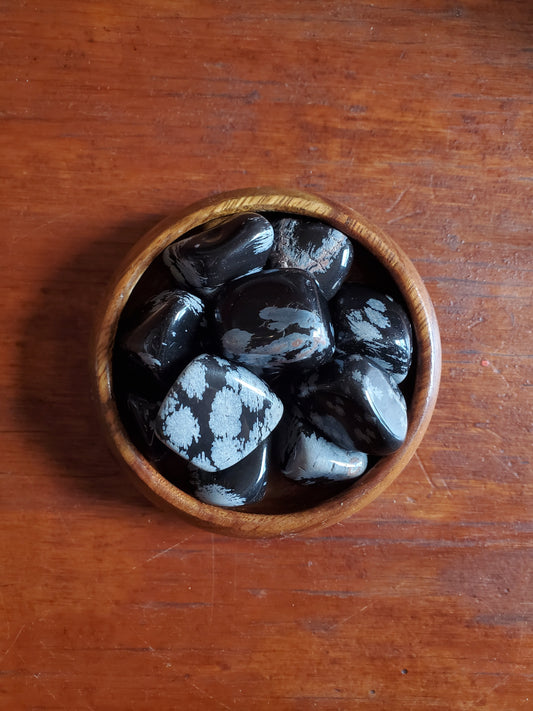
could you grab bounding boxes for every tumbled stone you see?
[120,289,205,390]
[331,284,412,383]
[268,216,354,299]
[163,212,274,296]
[189,438,270,507]
[155,354,283,472]
[125,393,168,462]
[214,268,335,376]
[279,410,367,484]
[298,354,408,456]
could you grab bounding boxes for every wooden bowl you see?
[93,188,441,537]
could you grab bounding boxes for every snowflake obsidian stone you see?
[115,211,414,508]
[297,354,408,456]
[332,284,413,383]
[163,212,274,297]
[214,268,335,377]
[155,354,283,472]
[189,437,270,507]
[268,216,354,299]
[120,288,205,391]
[279,409,368,484]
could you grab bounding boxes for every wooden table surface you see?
[1,2,532,709]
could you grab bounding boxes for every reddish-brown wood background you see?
[1,2,532,709]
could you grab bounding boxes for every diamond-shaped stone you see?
[155,354,283,472]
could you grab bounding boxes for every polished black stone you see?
[268,217,354,299]
[163,212,274,297]
[188,438,270,507]
[155,354,283,472]
[214,268,335,377]
[297,354,408,456]
[279,409,367,484]
[331,284,413,383]
[125,393,168,462]
[120,289,205,391]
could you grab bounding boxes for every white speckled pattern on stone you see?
[189,437,270,507]
[346,311,382,342]
[282,416,368,483]
[120,288,205,388]
[297,353,409,455]
[155,354,283,472]
[179,358,208,399]
[222,305,331,372]
[159,401,200,450]
[332,285,413,383]
[364,305,391,329]
[195,483,246,507]
[216,269,335,375]
[163,212,274,296]
[268,217,354,299]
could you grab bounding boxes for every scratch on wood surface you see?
[131,535,194,570]
[294,589,363,598]
[490,361,512,389]
[440,474,452,497]
[466,316,485,330]
[415,451,436,489]
[385,187,409,213]
[13,207,89,238]
[209,533,216,626]
[330,612,358,632]
[387,210,423,225]
[429,173,436,200]
[39,683,62,708]
[305,610,360,635]
[187,677,232,711]
[416,452,452,496]
[26,658,70,710]
[472,674,511,706]
[0,588,10,640]
[2,624,25,659]
[475,423,504,443]
[232,553,237,602]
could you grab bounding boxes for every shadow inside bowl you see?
[110,210,417,516]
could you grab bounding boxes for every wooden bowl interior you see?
[94,188,441,537]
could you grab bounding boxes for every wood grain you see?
[1,1,531,708]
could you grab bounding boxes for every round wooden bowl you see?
[93,188,441,537]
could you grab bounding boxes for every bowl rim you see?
[93,187,441,537]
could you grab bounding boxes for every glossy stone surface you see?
[331,284,413,383]
[298,354,408,456]
[120,289,205,390]
[155,354,283,472]
[268,217,354,299]
[189,438,270,507]
[163,212,274,297]
[214,268,335,376]
[126,393,168,462]
[279,410,367,484]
